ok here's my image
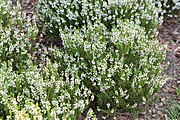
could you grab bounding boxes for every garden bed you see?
[0,0,179,119]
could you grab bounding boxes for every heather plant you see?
[0,59,93,119]
[49,20,166,114]
[37,0,162,37]
[85,108,97,120]
[159,0,180,17]
[0,1,93,119]
[0,0,38,71]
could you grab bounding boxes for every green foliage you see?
[159,0,180,17]
[49,20,165,114]
[0,0,38,71]
[164,99,180,120]
[176,87,180,96]
[0,60,92,119]
[37,0,162,37]
[0,1,92,119]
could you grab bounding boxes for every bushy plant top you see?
[0,0,38,71]
[37,0,162,37]
[159,0,180,17]
[0,1,93,119]
[0,59,93,119]
[49,20,166,113]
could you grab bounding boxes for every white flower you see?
[108,0,119,5]
[131,103,137,108]
[106,103,110,109]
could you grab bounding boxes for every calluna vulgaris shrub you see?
[0,60,93,119]
[159,0,180,17]
[0,1,94,119]
[49,20,166,114]
[37,0,163,37]
[0,0,37,71]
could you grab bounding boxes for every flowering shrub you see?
[0,0,38,71]
[159,0,180,17]
[49,20,166,114]
[37,0,162,37]
[0,1,92,119]
[0,60,93,119]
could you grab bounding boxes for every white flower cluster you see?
[0,0,93,119]
[38,0,163,36]
[36,0,168,117]
[159,0,180,17]
[0,0,169,119]
[172,0,180,9]
[0,59,93,119]
[0,0,38,70]
[56,20,165,113]
[85,108,97,120]
[107,0,134,5]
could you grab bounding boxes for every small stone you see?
[164,86,172,92]
[170,77,177,82]
[152,109,156,113]
[161,97,166,104]
[155,104,159,109]
[173,31,179,35]
[151,118,157,120]
[169,87,176,93]
[159,102,164,107]
[174,47,180,58]
[157,111,164,118]
[152,114,156,118]
[162,88,168,93]
[148,110,152,113]
[177,81,180,84]
[166,86,171,90]
[140,112,146,115]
